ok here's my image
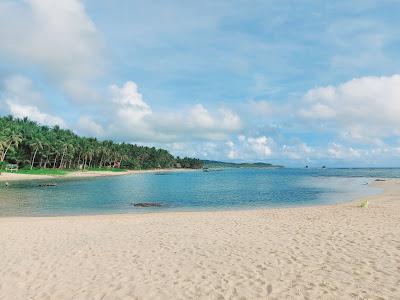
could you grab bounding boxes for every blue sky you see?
[1,0,400,166]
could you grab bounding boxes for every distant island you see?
[202,160,284,169]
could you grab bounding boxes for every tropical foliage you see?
[0,115,202,170]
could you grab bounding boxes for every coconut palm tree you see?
[0,115,202,170]
[29,136,44,170]
[0,129,23,162]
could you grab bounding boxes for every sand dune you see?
[0,180,399,299]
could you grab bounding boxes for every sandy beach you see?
[0,180,399,299]
[0,168,193,182]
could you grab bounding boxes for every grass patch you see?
[1,167,128,176]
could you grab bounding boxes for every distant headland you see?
[202,160,284,169]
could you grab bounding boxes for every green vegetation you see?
[359,200,369,208]
[202,160,283,169]
[0,115,202,171]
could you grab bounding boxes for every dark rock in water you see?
[374,179,386,182]
[38,183,57,187]
[132,202,163,207]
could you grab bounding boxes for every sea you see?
[0,167,398,217]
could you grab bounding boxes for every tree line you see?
[0,115,202,170]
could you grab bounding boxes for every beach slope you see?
[0,180,399,299]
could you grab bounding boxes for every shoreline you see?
[0,168,196,182]
[0,175,386,219]
[0,178,389,220]
[0,176,385,219]
[0,180,398,299]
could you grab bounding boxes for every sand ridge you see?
[0,180,399,299]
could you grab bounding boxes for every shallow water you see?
[0,168,390,217]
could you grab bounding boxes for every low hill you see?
[202,160,283,169]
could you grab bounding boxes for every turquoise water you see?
[0,168,393,217]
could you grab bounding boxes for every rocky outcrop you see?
[132,202,163,207]
[38,183,57,187]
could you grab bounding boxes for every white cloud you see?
[2,75,44,107]
[220,108,242,130]
[300,102,336,119]
[184,105,241,132]
[282,142,314,160]
[110,81,152,124]
[6,101,65,127]
[188,104,215,129]
[327,143,361,160]
[0,0,103,101]
[226,140,239,159]
[225,135,274,160]
[247,136,273,157]
[102,81,242,143]
[300,74,400,143]
[1,75,65,127]
[77,116,105,137]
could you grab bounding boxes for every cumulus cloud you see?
[81,81,242,143]
[110,81,152,125]
[186,105,241,133]
[299,74,400,144]
[7,101,65,127]
[327,143,361,159]
[0,0,103,101]
[226,135,274,160]
[189,104,214,129]
[157,136,275,162]
[2,76,44,107]
[59,79,400,164]
[1,75,65,127]
[282,142,314,161]
[247,136,273,157]
[77,116,105,137]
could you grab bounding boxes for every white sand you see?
[0,180,399,299]
[0,168,193,182]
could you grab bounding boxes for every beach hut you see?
[5,164,18,172]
